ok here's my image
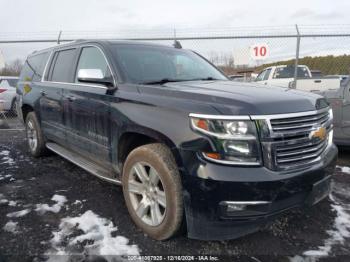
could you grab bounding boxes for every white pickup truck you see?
[255,65,341,92]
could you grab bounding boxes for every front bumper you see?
[180,144,338,240]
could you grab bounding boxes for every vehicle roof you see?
[0,76,19,79]
[29,39,177,57]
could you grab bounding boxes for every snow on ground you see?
[6,209,31,218]
[291,181,350,260]
[338,165,350,174]
[0,150,15,166]
[47,210,140,261]
[3,221,18,234]
[35,195,68,215]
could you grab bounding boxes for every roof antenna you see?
[173,40,182,49]
[57,30,62,44]
[173,28,182,49]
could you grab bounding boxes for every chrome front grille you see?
[270,109,329,136]
[253,107,333,171]
[275,137,328,168]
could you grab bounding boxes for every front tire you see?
[122,143,183,240]
[25,112,48,157]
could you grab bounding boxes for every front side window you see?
[50,49,76,83]
[111,44,227,84]
[75,47,111,83]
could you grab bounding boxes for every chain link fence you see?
[1,25,350,130]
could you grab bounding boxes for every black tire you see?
[10,98,17,116]
[25,112,48,157]
[122,143,183,240]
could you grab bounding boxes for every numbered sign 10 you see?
[250,43,270,60]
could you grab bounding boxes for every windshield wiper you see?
[198,77,220,81]
[141,78,190,85]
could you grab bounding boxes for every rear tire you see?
[122,143,183,240]
[25,112,48,157]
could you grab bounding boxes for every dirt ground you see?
[0,130,349,262]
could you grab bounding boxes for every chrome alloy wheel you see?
[128,162,167,226]
[26,120,38,152]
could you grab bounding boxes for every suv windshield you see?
[273,66,311,79]
[111,44,227,84]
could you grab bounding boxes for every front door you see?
[63,46,114,169]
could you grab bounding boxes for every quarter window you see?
[75,47,111,83]
[50,49,76,83]
[255,70,266,81]
[263,68,272,81]
[19,52,49,82]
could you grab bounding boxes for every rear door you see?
[62,45,114,168]
[40,48,78,145]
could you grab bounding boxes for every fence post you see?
[293,24,300,88]
[57,30,62,44]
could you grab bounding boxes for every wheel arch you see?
[116,127,184,175]
[21,104,35,121]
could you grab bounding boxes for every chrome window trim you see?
[41,50,53,82]
[39,81,109,90]
[41,44,116,89]
[189,113,250,120]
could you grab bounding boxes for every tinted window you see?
[273,66,311,79]
[19,52,49,82]
[50,49,76,82]
[111,44,227,84]
[75,47,111,82]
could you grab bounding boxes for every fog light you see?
[227,204,247,211]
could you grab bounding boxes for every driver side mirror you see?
[77,69,114,87]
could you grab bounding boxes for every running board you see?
[46,142,121,185]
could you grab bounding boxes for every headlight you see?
[190,114,261,165]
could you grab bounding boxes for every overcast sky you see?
[0,0,349,63]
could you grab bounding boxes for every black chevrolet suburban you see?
[17,40,338,240]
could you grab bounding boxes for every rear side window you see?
[50,49,76,83]
[19,52,49,82]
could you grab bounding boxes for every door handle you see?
[40,90,46,96]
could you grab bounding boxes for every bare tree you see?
[0,59,23,76]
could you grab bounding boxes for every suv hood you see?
[139,80,327,115]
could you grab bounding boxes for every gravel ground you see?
[0,130,349,262]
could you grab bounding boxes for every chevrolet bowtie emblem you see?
[310,127,327,141]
